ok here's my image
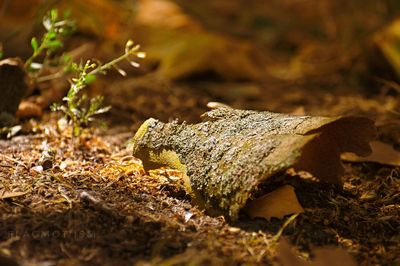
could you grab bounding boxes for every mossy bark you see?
[132,108,376,220]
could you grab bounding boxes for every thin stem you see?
[88,48,138,76]
[269,213,299,248]
[25,48,43,69]
[36,71,65,83]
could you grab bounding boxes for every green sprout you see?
[51,40,146,137]
[25,9,75,72]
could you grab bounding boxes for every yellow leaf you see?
[244,185,304,220]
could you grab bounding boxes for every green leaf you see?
[62,54,72,63]
[84,74,96,84]
[47,31,57,40]
[31,38,39,52]
[50,9,58,21]
[46,40,62,50]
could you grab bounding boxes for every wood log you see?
[132,108,376,220]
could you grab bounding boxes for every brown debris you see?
[0,117,398,265]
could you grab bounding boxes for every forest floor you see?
[0,89,399,266]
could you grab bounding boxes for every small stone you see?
[228,227,241,233]
[31,165,43,173]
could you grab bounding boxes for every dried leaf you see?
[55,0,125,41]
[268,43,349,81]
[16,101,43,118]
[133,0,262,81]
[374,19,400,78]
[132,108,376,219]
[0,190,28,199]
[341,141,400,166]
[244,185,304,219]
[0,1,40,58]
[136,0,201,30]
[278,239,357,266]
[138,28,263,81]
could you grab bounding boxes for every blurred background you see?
[0,0,399,144]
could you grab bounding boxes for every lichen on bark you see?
[132,108,376,220]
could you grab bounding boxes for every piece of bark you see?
[132,108,376,219]
[0,58,28,126]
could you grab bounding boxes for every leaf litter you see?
[0,108,399,265]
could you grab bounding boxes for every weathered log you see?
[132,108,376,219]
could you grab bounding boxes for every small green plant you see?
[51,40,146,137]
[24,8,145,139]
[25,9,75,73]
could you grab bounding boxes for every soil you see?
[0,101,399,265]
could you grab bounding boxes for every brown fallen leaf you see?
[16,101,43,118]
[135,27,263,81]
[374,19,400,79]
[55,0,127,42]
[0,1,40,58]
[268,43,350,81]
[136,0,201,30]
[0,190,28,200]
[132,108,376,219]
[278,239,357,266]
[244,185,304,220]
[341,141,400,166]
[133,0,263,81]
